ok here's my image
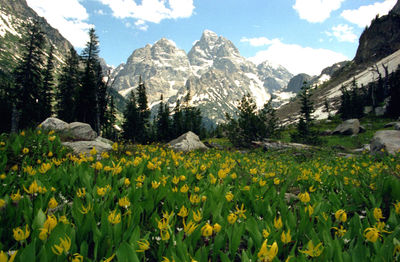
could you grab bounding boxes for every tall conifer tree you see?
[12,20,46,130]
[56,48,80,122]
[40,45,55,120]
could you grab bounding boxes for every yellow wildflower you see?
[0,173,6,179]
[112,142,118,151]
[48,151,53,157]
[160,229,170,241]
[332,225,347,237]
[190,194,201,204]
[38,163,52,174]
[124,178,131,187]
[71,253,84,262]
[235,203,247,219]
[225,192,234,202]
[13,224,30,242]
[92,161,103,170]
[48,135,56,142]
[394,201,400,214]
[158,218,169,231]
[76,188,86,198]
[24,166,36,176]
[101,152,109,159]
[258,239,278,261]
[90,147,97,156]
[305,205,314,216]
[172,176,180,184]
[373,208,384,221]
[108,209,121,225]
[178,205,188,218]
[51,236,71,255]
[22,148,29,154]
[136,239,150,252]
[227,213,237,224]
[180,184,189,193]
[299,240,324,257]
[39,228,49,241]
[213,223,221,233]
[183,219,198,236]
[103,253,116,262]
[118,196,131,208]
[79,203,92,214]
[192,210,202,222]
[44,214,58,232]
[335,209,347,223]
[0,199,5,209]
[23,180,39,195]
[152,181,161,189]
[274,216,283,229]
[274,178,280,185]
[201,223,213,237]
[97,187,107,197]
[48,197,58,209]
[309,185,316,192]
[262,229,270,238]
[281,229,291,244]
[298,192,310,203]
[0,250,17,262]
[10,190,21,203]
[364,227,380,242]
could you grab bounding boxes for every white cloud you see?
[243,37,348,75]
[341,0,396,27]
[326,24,357,43]
[26,0,93,48]
[95,9,105,15]
[240,37,280,47]
[134,20,149,31]
[293,0,344,23]
[293,0,345,23]
[99,0,194,30]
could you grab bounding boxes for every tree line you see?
[0,21,116,137]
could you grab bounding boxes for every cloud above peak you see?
[341,0,396,27]
[241,37,348,75]
[99,0,194,29]
[26,0,92,48]
[293,0,345,23]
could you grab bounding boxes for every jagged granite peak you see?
[112,37,192,105]
[112,30,293,124]
[285,73,312,93]
[257,61,293,92]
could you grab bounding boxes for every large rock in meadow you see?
[332,119,360,135]
[62,140,112,156]
[39,117,68,131]
[168,131,208,152]
[370,130,400,155]
[66,122,97,141]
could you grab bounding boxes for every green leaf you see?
[116,242,140,262]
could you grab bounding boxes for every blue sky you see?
[26,0,397,75]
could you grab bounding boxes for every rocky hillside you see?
[0,0,73,74]
[111,30,293,124]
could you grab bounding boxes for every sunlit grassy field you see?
[1,129,400,261]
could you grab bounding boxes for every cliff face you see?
[355,11,400,65]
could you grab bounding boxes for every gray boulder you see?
[38,117,68,131]
[384,122,398,128]
[168,131,208,152]
[332,119,360,135]
[375,106,386,116]
[252,140,314,151]
[62,140,112,156]
[395,123,400,131]
[370,130,400,155]
[364,106,373,114]
[66,122,97,141]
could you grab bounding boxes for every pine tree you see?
[136,77,150,143]
[40,45,55,120]
[172,99,183,137]
[122,91,140,142]
[387,65,400,117]
[291,82,320,145]
[56,48,80,122]
[76,28,102,131]
[260,97,279,138]
[102,96,117,140]
[156,95,171,141]
[12,20,46,129]
[0,70,13,133]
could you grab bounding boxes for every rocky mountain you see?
[354,7,400,65]
[0,0,73,74]
[111,30,293,124]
